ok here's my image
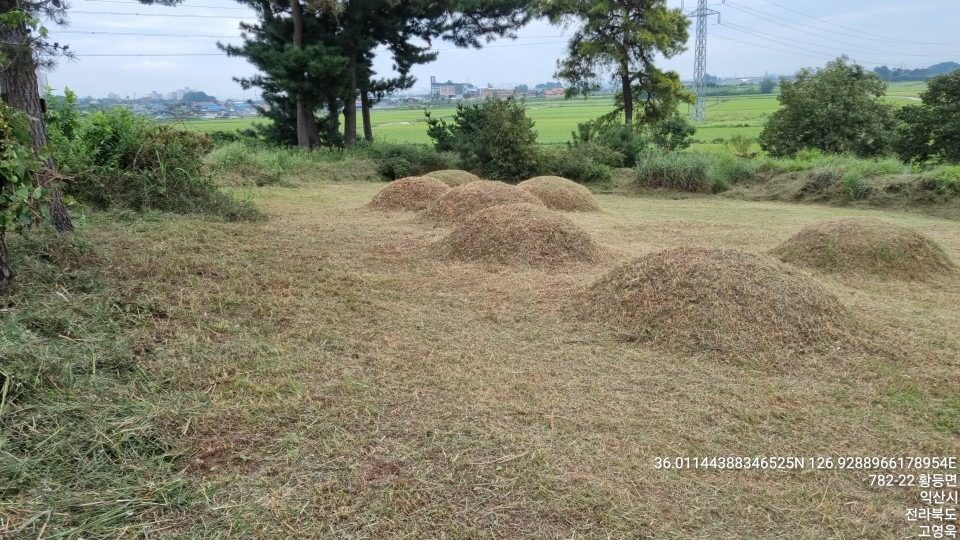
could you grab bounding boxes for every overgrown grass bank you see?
[632,149,960,217]
[206,140,615,186]
[205,141,460,186]
[50,101,260,221]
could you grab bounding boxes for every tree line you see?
[0,0,694,288]
[223,0,693,149]
[760,57,960,164]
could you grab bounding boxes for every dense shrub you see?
[649,113,696,151]
[711,153,760,186]
[426,98,540,181]
[759,57,895,157]
[570,120,644,167]
[0,102,45,235]
[895,70,960,164]
[204,141,382,185]
[725,134,755,157]
[356,142,458,180]
[48,96,259,220]
[537,146,612,184]
[635,150,718,193]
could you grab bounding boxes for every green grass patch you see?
[0,230,194,537]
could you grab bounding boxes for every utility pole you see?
[685,0,721,122]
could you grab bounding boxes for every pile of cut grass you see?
[423,180,544,223]
[434,203,602,266]
[582,248,860,360]
[368,176,450,211]
[518,176,599,211]
[426,169,482,187]
[771,218,956,280]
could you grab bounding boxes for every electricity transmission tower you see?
[686,0,721,122]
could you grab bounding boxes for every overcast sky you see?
[44,0,960,99]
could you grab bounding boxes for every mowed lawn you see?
[80,178,960,538]
[179,81,925,149]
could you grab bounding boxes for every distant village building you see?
[479,85,516,100]
[430,76,477,98]
[543,87,566,99]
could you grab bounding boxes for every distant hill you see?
[873,62,960,82]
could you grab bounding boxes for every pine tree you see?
[539,0,691,129]
[228,0,531,148]
[223,0,348,147]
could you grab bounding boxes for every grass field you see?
[179,82,926,149]
[5,169,958,537]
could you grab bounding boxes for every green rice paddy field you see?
[180,82,926,148]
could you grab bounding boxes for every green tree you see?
[759,57,895,157]
[570,118,645,166]
[227,0,530,148]
[650,112,695,151]
[894,69,960,163]
[427,97,540,180]
[759,75,776,94]
[224,0,346,148]
[338,0,531,146]
[539,0,691,129]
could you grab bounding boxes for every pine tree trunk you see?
[296,95,320,148]
[0,230,12,292]
[361,91,373,142]
[326,97,340,144]
[621,69,633,129]
[289,0,318,149]
[0,6,74,233]
[343,51,358,147]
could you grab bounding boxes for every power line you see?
[77,52,225,56]
[435,39,567,52]
[70,39,569,57]
[70,10,250,18]
[757,0,955,46]
[54,28,565,40]
[720,21,956,60]
[725,1,956,49]
[80,0,253,10]
[711,30,930,69]
[57,30,241,37]
[711,31,828,61]
[718,23,881,64]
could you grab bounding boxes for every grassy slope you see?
[3,174,958,538]
[179,82,926,149]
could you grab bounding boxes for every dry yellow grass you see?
[518,175,600,211]
[434,203,602,266]
[422,180,544,223]
[581,247,862,361]
[14,179,959,539]
[368,176,450,211]
[771,217,956,280]
[425,169,482,187]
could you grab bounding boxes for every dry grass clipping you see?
[423,180,544,223]
[426,169,482,187]
[771,217,956,280]
[368,176,450,211]
[583,248,859,360]
[434,203,602,266]
[518,176,600,211]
